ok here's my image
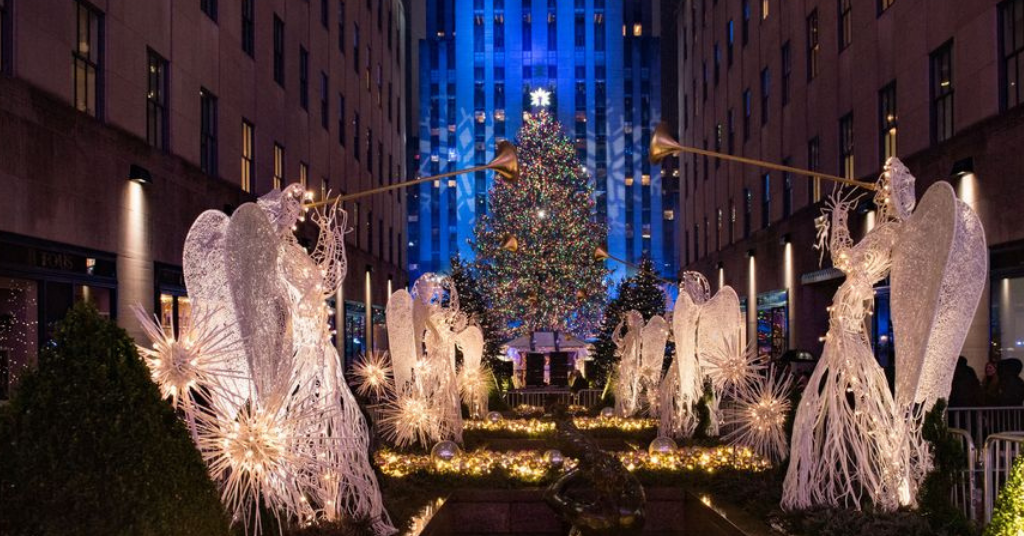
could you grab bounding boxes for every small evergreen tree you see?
[590,258,667,388]
[0,302,229,535]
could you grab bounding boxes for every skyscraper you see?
[408,0,676,283]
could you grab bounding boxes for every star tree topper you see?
[530,87,552,108]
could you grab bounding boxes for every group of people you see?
[949,355,1024,407]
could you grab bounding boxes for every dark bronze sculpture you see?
[543,407,646,536]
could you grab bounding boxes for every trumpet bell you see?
[488,140,519,182]
[594,247,610,261]
[501,234,519,253]
[649,122,685,164]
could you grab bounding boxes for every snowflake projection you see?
[157,184,395,535]
[352,350,394,401]
[724,368,793,463]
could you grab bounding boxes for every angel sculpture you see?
[613,311,645,417]
[783,158,986,512]
[147,185,395,535]
[659,271,756,439]
[380,273,467,447]
[456,325,490,419]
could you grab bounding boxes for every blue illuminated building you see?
[408,0,676,283]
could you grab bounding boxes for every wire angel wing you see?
[892,181,987,410]
[386,289,418,392]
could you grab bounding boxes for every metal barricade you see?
[948,427,978,522]
[576,389,603,408]
[982,431,1024,523]
[947,406,1024,451]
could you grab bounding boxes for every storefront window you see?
[344,301,366,368]
[158,293,191,338]
[993,276,1024,362]
[0,278,38,400]
[757,290,789,361]
[869,286,895,386]
[372,305,386,352]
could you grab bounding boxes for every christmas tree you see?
[474,110,607,339]
[590,258,667,388]
[986,444,1024,535]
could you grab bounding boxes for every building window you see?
[760,67,770,125]
[0,0,9,74]
[201,0,217,21]
[782,161,793,218]
[273,16,285,86]
[714,43,720,84]
[808,136,821,203]
[353,114,360,160]
[353,24,360,72]
[762,173,771,228]
[338,93,346,146]
[73,1,103,117]
[931,41,954,143]
[727,108,735,153]
[299,46,309,110]
[839,112,854,179]
[320,72,329,129]
[240,0,255,56]
[320,0,329,28]
[1002,0,1024,109]
[743,88,751,140]
[807,10,819,81]
[338,1,346,52]
[200,88,218,176]
[838,0,852,50]
[742,0,750,45]
[727,20,734,66]
[241,120,255,192]
[365,128,372,171]
[273,143,284,189]
[781,41,791,105]
[879,81,898,161]
[299,162,308,189]
[146,49,168,149]
[879,0,896,14]
[744,188,752,238]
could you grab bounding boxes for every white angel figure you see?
[177,186,395,535]
[639,315,670,417]
[456,325,490,419]
[659,272,710,437]
[783,159,916,512]
[613,310,645,417]
[380,273,465,447]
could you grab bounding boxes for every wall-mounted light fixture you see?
[778,233,791,246]
[950,157,974,178]
[128,164,152,185]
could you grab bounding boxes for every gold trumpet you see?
[649,123,876,191]
[305,140,519,209]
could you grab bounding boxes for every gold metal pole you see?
[595,247,675,285]
[303,140,519,210]
[649,123,877,191]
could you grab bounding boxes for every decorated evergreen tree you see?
[986,440,1024,535]
[474,109,607,338]
[448,254,508,386]
[591,258,667,388]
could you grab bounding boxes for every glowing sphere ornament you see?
[487,411,503,423]
[544,449,565,468]
[430,440,462,463]
[648,436,678,456]
[600,407,615,419]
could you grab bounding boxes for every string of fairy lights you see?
[376,445,769,482]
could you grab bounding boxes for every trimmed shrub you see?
[0,302,229,536]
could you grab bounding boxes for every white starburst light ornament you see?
[380,393,441,449]
[724,368,793,463]
[352,350,394,400]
